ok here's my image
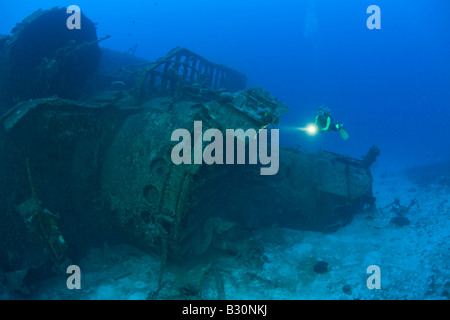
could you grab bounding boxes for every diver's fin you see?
[339,128,349,140]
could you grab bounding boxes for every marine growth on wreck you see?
[0,7,379,298]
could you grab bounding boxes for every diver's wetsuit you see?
[315,114,338,132]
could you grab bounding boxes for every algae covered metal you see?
[0,88,376,274]
[0,7,378,287]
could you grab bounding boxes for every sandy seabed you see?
[6,170,448,300]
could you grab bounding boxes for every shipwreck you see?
[0,8,379,294]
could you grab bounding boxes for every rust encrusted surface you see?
[0,45,375,275]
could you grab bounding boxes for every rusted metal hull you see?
[0,9,377,284]
[0,87,375,275]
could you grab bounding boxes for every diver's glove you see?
[335,123,344,130]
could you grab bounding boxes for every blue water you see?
[1,0,449,171]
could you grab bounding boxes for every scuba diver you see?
[314,106,349,140]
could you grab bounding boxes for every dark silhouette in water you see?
[0,7,102,113]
